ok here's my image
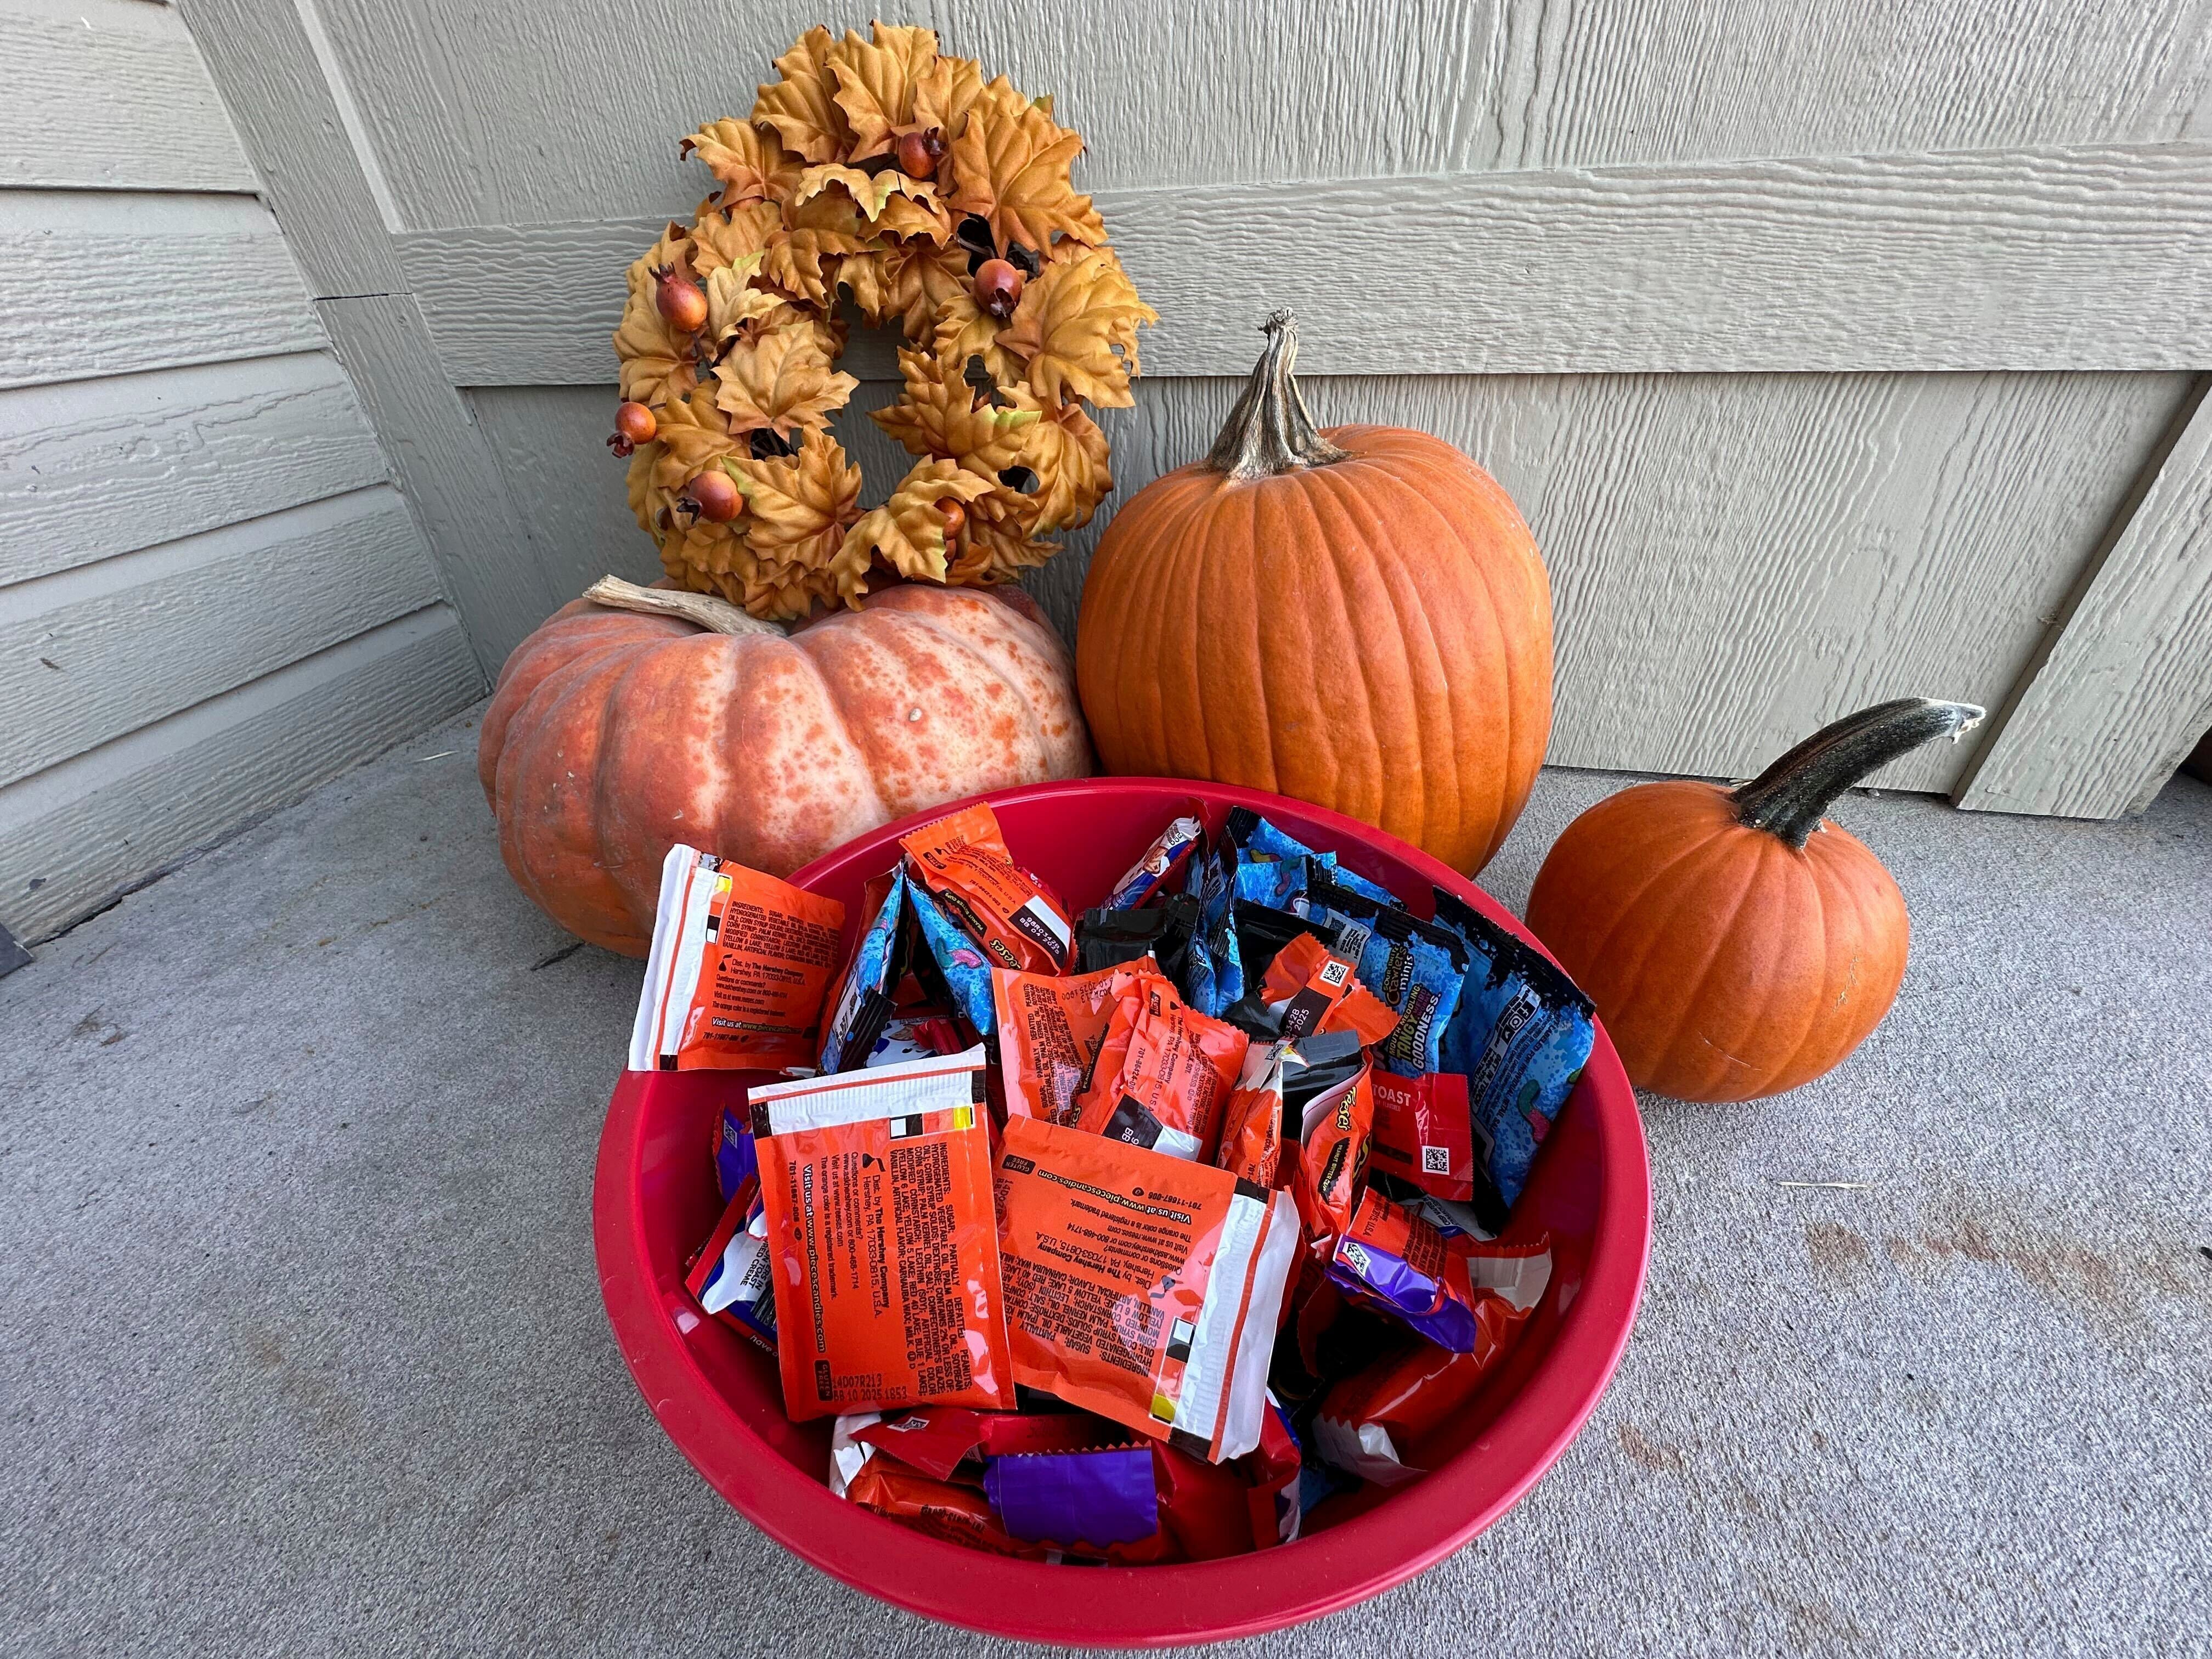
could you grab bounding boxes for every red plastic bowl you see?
[593,780,1649,1645]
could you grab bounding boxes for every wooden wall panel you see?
[475,369,2191,793]
[3,0,257,193]
[0,353,391,585]
[0,608,481,943]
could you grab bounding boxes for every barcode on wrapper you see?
[1423,1145,1452,1175]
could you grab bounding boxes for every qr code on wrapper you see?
[1423,1146,1452,1175]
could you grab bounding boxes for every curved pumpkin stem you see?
[583,574,786,637]
[1730,698,1985,848]
[1205,310,1351,481]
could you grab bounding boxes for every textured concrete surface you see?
[4,706,2209,1658]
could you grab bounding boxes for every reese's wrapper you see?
[1104,813,1203,911]
[818,869,908,1073]
[1259,931,1401,1046]
[992,960,1135,1125]
[751,1047,1012,1421]
[1299,871,1467,1078]
[900,802,1073,974]
[840,1447,1062,1559]
[1073,968,1250,1164]
[629,844,845,1073]
[1312,1232,1551,1486]
[1367,1071,1477,1204]
[907,879,998,1039]
[1076,893,1201,983]
[1215,1039,1289,1188]
[1285,1030,1374,1245]
[995,1115,1300,1463]
[1430,888,1598,1227]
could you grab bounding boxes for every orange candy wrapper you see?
[991,960,1139,1125]
[1216,1039,1289,1189]
[629,844,844,1072]
[1073,969,1250,1164]
[750,1048,1013,1422]
[1258,932,1400,1046]
[901,803,1074,974]
[1288,1034,1375,1246]
[995,1115,1299,1463]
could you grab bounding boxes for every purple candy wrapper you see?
[714,1105,757,1204]
[983,1446,1159,1548]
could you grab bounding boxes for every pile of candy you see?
[629,800,1596,1560]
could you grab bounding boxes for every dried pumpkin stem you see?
[1729,698,1985,848]
[1205,309,1351,481]
[583,575,787,637]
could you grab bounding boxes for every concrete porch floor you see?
[3,706,2208,1658]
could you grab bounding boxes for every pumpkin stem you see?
[583,575,786,637]
[1205,310,1351,482]
[1729,698,1985,848]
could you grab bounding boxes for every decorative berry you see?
[656,266,708,332]
[938,499,967,541]
[614,402,656,444]
[894,128,945,180]
[974,258,1025,321]
[682,469,742,523]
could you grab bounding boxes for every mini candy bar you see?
[841,1444,1062,1559]
[993,960,1133,1126]
[1215,1039,1288,1188]
[1075,893,1201,983]
[1232,854,1317,911]
[1073,968,1250,1164]
[1104,814,1203,911]
[996,1115,1300,1463]
[984,1444,1160,1548]
[750,1048,1013,1421]
[865,1012,966,1068]
[907,879,998,1039]
[855,1404,1121,1481]
[1313,1237,1551,1486]
[900,803,1074,975]
[1284,1030,1374,1244]
[1367,1071,1476,1204]
[818,870,908,1073]
[714,1103,758,1203]
[1429,888,1597,1226]
[1259,931,1401,1046]
[1298,871,1467,1079]
[1243,1398,1304,1548]
[1328,1187,1553,1353]
[629,844,845,1073]
[685,1185,776,1352]
[1181,846,1243,1019]
[1223,808,1399,909]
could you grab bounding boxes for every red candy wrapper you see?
[1073,968,1249,1164]
[855,1404,1121,1481]
[901,803,1074,974]
[1368,1070,1477,1204]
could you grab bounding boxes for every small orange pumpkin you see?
[479,578,1091,955]
[1525,699,1983,1102]
[1075,311,1553,874]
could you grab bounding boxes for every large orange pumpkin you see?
[1525,698,1983,1102]
[479,578,1091,955]
[1075,311,1552,873]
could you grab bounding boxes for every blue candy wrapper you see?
[818,869,908,1073]
[984,1445,1159,1548]
[1224,809,1399,909]
[908,879,997,1039]
[1104,814,1203,911]
[1430,888,1596,1227]
[1232,855,1315,910]
[1300,872,1467,1079]
[714,1105,758,1203]
[1182,840,1244,1019]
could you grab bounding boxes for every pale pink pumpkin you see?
[478,579,1092,954]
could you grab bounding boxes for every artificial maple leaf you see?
[952,484,1058,585]
[613,257,699,406]
[871,347,1041,471]
[1002,392,1111,532]
[759,228,863,306]
[713,326,857,438]
[794,162,939,224]
[682,119,802,206]
[687,200,782,275]
[841,458,1000,585]
[704,261,783,347]
[947,78,1107,256]
[727,431,862,572]
[932,290,1024,383]
[751,25,849,163]
[996,246,1156,407]
[912,54,985,148]
[625,441,669,534]
[824,22,940,160]
[875,189,952,245]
